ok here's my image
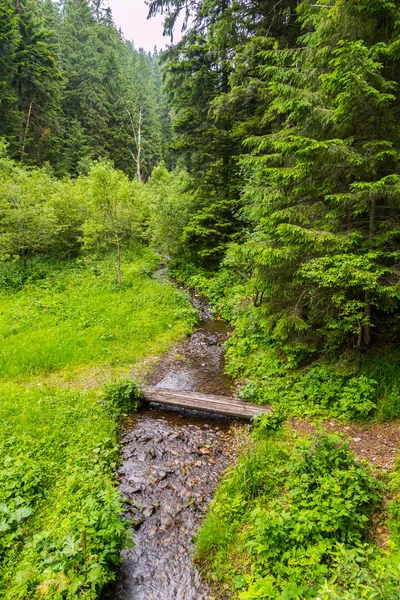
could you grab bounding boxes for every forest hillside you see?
[1,0,400,598]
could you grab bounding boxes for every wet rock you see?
[132,516,145,529]
[112,411,237,599]
[199,447,211,455]
[142,505,157,518]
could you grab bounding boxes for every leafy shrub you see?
[314,544,400,599]
[0,456,44,563]
[337,376,377,420]
[195,435,291,581]
[243,436,382,594]
[0,262,49,291]
[0,385,130,598]
[100,378,143,418]
[388,459,400,550]
[378,390,400,421]
[19,484,130,599]
[240,367,378,421]
[251,412,286,437]
[197,431,384,599]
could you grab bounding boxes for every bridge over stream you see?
[143,386,271,420]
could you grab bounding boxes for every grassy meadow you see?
[0,248,195,382]
[0,246,196,598]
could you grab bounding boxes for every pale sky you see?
[105,0,182,51]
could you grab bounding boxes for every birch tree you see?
[83,161,137,283]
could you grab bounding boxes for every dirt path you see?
[291,418,400,471]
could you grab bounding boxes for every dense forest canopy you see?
[1,0,400,359]
[0,0,171,177]
[148,0,400,356]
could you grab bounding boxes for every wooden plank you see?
[143,386,271,420]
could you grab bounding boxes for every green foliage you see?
[240,367,378,421]
[0,147,144,269]
[148,0,302,263]
[0,456,41,562]
[251,413,286,437]
[100,378,143,418]
[227,0,400,356]
[0,155,58,263]
[170,256,400,423]
[0,251,195,380]
[359,347,400,420]
[314,544,400,600]
[0,385,127,598]
[0,247,195,598]
[0,0,63,165]
[83,161,141,282]
[0,0,171,175]
[196,430,386,599]
[145,163,196,259]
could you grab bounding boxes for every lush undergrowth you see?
[172,261,400,599]
[0,248,196,598]
[171,263,400,422]
[0,384,126,599]
[195,417,400,599]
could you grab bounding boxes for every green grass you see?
[0,248,196,381]
[0,247,197,598]
[359,347,400,420]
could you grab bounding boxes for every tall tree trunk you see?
[136,107,142,182]
[123,100,143,181]
[363,195,377,346]
[21,100,33,153]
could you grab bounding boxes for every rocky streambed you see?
[110,295,243,600]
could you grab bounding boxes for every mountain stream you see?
[110,296,242,600]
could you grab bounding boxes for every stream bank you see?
[109,293,244,599]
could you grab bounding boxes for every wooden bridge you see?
[143,386,271,420]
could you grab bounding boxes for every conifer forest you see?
[1,0,400,598]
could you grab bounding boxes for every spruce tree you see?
[149,0,301,264]
[233,0,400,356]
[0,0,20,143]
[0,0,63,165]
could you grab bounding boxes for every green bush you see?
[379,391,400,421]
[196,431,385,599]
[251,412,286,437]
[0,263,48,291]
[239,367,377,421]
[314,544,400,600]
[243,436,382,594]
[0,385,129,598]
[100,378,143,418]
[0,455,43,562]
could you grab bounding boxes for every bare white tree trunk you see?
[123,99,144,182]
[136,107,142,182]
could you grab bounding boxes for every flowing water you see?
[109,295,240,600]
